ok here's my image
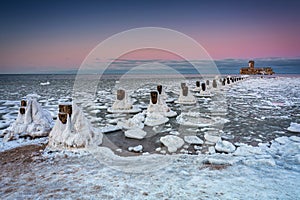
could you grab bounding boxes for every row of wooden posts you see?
[18,77,244,124]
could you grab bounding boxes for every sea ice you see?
[125,128,147,140]
[184,135,204,145]
[215,140,236,153]
[287,122,300,133]
[160,135,184,153]
[117,113,145,130]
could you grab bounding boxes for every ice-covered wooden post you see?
[227,77,230,84]
[201,83,206,91]
[157,85,162,94]
[196,81,200,87]
[206,80,210,86]
[19,100,26,115]
[117,89,125,101]
[222,79,226,86]
[150,91,158,104]
[181,82,186,88]
[212,80,217,88]
[182,86,188,96]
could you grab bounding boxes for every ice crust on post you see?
[48,103,103,149]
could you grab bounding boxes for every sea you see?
[0,70,299,149]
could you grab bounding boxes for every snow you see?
[160,135,185,153]
[287,122,300,133]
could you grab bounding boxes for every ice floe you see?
[287,122,300,133]
[160,135,184,153]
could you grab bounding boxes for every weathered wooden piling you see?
[196,81,200,88]
[117,89,125,101]
[182,86,189,96]
[201,83,206,91]
[212,80,217,88]
[157,85,162,94]
[181,82,186,88]
[58,112,68,124]
[19,107,25,115]
[21,100,27,107]
[150,91,158,104]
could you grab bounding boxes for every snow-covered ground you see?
[0,75,300,199]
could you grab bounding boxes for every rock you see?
[184,136,204,145]
[204,133,221,144]
[125,128,147,140]
[215,140,236,153]
[160,135,184,153]
[287,122,300,133]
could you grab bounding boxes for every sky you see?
[0,0,299,73]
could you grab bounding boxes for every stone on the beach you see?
[125,128,147,140]
[204,133,221,144]
[215,140,236,153]
[287,122,300,133]
[184,135,204,145]
[160,135,184,153]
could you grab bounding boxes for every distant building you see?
[240,60,274,75]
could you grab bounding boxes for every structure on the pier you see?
[240,60,274,75]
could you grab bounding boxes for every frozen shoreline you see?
[1,75,300,199]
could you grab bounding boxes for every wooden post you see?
[201,83,206,91]
[150,91,158,104]
[206,80,209,86]
[212,80,217,88]
[58,112,68,124]
[181,82,186,88]
[21,100,27,107]
[182,86,188,96]
[19,107,25,115]
[59,104,72,116]
[227,78,230,84]
[157,85,162,94]
[196,81,200,87]
[117,89,125,101]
